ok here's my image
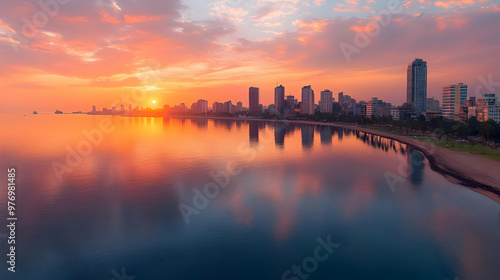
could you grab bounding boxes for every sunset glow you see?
[0,0,499,112]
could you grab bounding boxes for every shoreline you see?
[171,115,500,203]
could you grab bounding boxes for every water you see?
[0,114,499,280]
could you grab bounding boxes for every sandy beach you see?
[174,116,500,203]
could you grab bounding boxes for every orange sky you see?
[0,0,499,112]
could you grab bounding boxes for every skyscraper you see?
[442,83,467,121]
[301,85,315,115]
[274,85,285,115]
[407,58,427,114]
[320,90,333,113]
[285,95,296,116]
[249,87,260,114]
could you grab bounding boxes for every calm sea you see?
[0,114,499,280]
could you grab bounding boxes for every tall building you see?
[191,99,208,114]
[92,105,96,113]
[320,89,333,113]
[285,95,296,116]
[237,101,243,112]
[274,85,285,115]
[212,102,224,113]
[442,83,467,121]
[301,85,315,115]
[407,58,427,114]
[249,87,260,114]
[224,100,234,114]
[338,92,344,105]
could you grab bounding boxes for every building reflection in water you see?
[274,122,286,148]
[319,125,332,145]
[407,149,425,186]
[249,121,259,143]
[301,125,314,150]
[337,127,344,141]
[192,118,208,129]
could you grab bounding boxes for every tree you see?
[467,137,479,153]
[480,120,496,143]
[417,114,428,135]
[467,117,480,136]
[456,123,470,141]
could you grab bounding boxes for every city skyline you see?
[1,1,499,112]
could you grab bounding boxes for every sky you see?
[0,0,499,112]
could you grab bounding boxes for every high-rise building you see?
[92,105,96,113]
[191,99,208,114]
[274,85,285,115]
[212,102,224,113]
[301,85,315,115]
[237,101,243,112]
[407,58,427,114]
[338,92,344,105]
[285,95,296,116]
[224,101,234,114]
[249,87,260,114]
[442,83,467,121]
[320,90,333,113]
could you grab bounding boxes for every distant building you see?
[268,104,276,115]
[301,85,315,115]
[237,101,243,112]
[224,100,234,114]
[320,90,333,113]
[366,98,391,117]
[469,94,500,122]
[442,83,467,121]
[212,102,224,114]
[285,95,296,116]
[274,85,285,115]
[191,99,208,114]
[407,58,427,114]
[249,87,260,114]
[426,97,440,111]
[338,92,344,105]
[92,105,96,113]
[391,103,414,121]
[121,105,125,112]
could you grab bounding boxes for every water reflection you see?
[408,150,425,185]
[249,121,259,143]
[274,122,286,148]
[1,115,499,280]
[301,125,314,149]
[319,126,332,145]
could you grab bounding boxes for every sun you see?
[152,100,156,104]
